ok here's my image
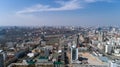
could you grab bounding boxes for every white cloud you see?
[17,5,50,14]
[16,0,112,14]
[84,0,96,3]
[17,0,82,14]
[84,0,112,3]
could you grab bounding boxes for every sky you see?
[0,0,120,26]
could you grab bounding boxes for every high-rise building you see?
[71,45,78,63]
[77,34,80,47]
[0,54,4,67]
[98,31,103,42]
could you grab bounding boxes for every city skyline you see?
[0,0,120,26]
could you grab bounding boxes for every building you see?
[0,54,4,67]
[71,45,78,63]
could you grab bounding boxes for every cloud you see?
[16,0,112,14]
[84,0,112,3]
[84,0,97,3]
[17,0,81,14]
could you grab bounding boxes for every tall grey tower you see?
[77,34,80,47]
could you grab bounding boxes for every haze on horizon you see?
[0,0,120,26]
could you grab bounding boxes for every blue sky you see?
[0,0,120,26]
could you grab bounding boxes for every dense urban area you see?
[0,26,120,67]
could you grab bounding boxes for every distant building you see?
[98,32,103,42]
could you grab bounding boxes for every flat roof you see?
[79,52,107,65]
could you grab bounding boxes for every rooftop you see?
[79,52,107,65]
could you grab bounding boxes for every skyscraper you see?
[71,44,78,63]
[77,34,80,47]
[0,54,4,67]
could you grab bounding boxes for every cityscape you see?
[0,26,120,67]
[0,0,120,67]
